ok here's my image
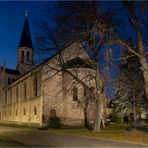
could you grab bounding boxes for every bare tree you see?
[36,1,148,132]
[114,49,147,126]
[36,1,113,132]
[109,1,148,99]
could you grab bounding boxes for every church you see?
[0,14,104,127]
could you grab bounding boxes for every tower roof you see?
[19,13,33,48]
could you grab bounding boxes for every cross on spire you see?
[25,10,28,18]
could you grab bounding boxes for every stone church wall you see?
[42,70,85,126]
[62,69,95,126]
[42,42,95,127]
[0,66,43,126]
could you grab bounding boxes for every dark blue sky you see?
[0,1,54,69]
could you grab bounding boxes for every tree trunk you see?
[133,91,137,128]
[139,56,148,99]
[132,20,148,99]
[138,27,148,99]
[101,113,105,128]
[137,34,148,99]
[84,103,88,128]
[93,98,101,132]
[93,61,104,132]
[84,107,88,128]
[133,106,137,128]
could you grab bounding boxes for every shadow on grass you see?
[0,137,28,147]
[136,126,148,133]
[125,124,148,133]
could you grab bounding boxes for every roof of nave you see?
[6,68,20,75]
[2,42,90,90]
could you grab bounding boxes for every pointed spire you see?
[3,60,6,69]
[3,60,6,66]
[19,11,33,48]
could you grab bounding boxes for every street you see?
[0,125,147,147]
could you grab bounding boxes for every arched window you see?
[33,76,37,96]
[10,89,12,104]
[24,83,27,99]
[24,108,26,115]
[21,50,24,63]
[50,109,56,117]
[83,87,87,96]
[27,51,30,61]
[8,78,11,84]
[34,107,37,115]
[5,90,7,105]
[16,87,18,102]
[73,86,78,101]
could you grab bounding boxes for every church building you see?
[0,14,98,127]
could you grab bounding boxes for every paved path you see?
[0,125,147,147]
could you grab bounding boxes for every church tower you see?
[16,11,34,75]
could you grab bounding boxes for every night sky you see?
[0,1,54,69]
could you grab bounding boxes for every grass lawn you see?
[48,124,148,145]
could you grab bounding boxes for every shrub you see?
[145,116,148,123]
[110,114,124,124]
[116,117,124,124]
[123,116,129,123]
[48,117,61,129]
